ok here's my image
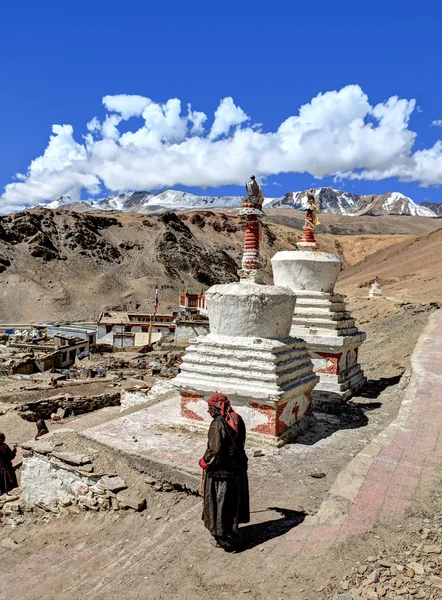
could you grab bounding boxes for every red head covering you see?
[207,393,239,432]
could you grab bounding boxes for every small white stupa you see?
[368,278,383,298]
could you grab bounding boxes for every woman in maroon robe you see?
[199,394,250,551]
[0,433,18,496]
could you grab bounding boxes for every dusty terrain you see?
[339,227,442,302]
[1,295,440,600]
[1,208,442,599]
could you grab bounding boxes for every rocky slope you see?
[338,226,442,301]
[0,207,441,322]
[0,209,246,322]
[35,188,439,217]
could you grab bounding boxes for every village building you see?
[0,333,90,375]
[46,323,97,345]
[178,291,207,317]
[96,311,177,348]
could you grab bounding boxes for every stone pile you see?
[326,510,442,600]
[18,391,121,420]
[18,443,146,516]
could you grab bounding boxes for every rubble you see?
[327,510,442,600]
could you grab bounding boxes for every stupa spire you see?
[297,188,320,249]
[238,175,266,283]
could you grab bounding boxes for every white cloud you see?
[2,85,442,213]
[102,94,151,119]
[431,119,442,127]
[209,97,249,139]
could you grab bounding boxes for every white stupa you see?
[172,282,319,446]
[368,280,383,298]
[271,250,366,410]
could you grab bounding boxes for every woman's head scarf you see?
[207,393,239,432]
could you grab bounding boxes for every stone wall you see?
[120,380,177,411]
[174,321,209,343]
[21,455,96,509]
[19,391,121,420]
[20,453,145,513]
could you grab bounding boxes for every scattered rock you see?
[20,441,55,454]
[52,452,92,466]
[368,569,380,583]
[0,537,18,549]
[116,490,146,511]
[311,472,326,479]
[429,575,442,590]
[407,562,425,575]
[99,476,127,493]
[423,545,441,554]
[253,449,265,457]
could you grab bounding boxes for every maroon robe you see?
[0,442,18,495]
[202,414,250,538]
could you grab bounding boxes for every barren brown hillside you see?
[338,226,442,301]
[0,207,440,323]
[263,208,442,236]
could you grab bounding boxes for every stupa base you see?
[178,393,317,447]
[173,331,319,445]
[311,364,367,412]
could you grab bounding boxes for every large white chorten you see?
[172,282,319,446]
[271,250,366,410]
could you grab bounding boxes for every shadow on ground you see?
[236,507,307,552]
[358,375,402,399]
[294,375,402,446]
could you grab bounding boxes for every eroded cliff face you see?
[0,209,246,321]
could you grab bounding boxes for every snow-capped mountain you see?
[32,187,439,217]
[421,202,442,216]
[359,192,436,217]
[143,189,244,211]
[97,191,154,211]
[264,188,360,214]
[265,188,437,217]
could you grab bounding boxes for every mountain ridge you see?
[34,187,439,218]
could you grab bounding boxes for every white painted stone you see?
[272,251,341,293]
[206,282,295,339]
[21,455,93,509]
[120,390,149,411]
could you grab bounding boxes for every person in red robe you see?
[0,433,18,496]
[199,394,250,551]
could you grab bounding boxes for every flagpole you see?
[149,288,158,347]
[148,312,153,347]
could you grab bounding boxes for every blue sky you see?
[1,0,441,212]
